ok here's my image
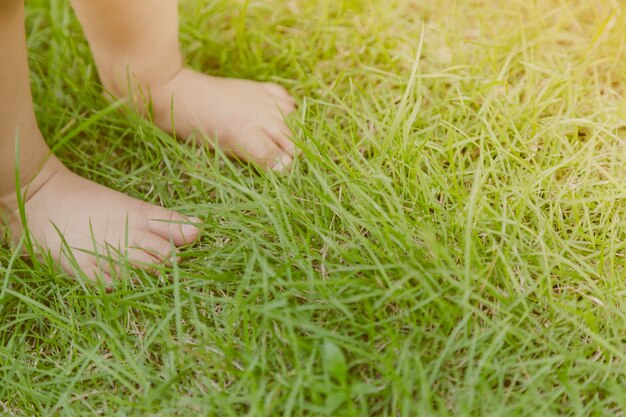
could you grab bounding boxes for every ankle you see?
[96,53,184,101]
[0,155,65,216]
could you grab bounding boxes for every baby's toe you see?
[272,96,297,115]
[141,204,199,246]
[263,121,296,157]
[237,130,293,171]
[74,261,112,284]
[271,153,293,172]
[124,247,164,270]
[132,231,176,261]
[264,82,293,101]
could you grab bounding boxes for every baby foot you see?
[0,156,199,283]
[147,68,297,171]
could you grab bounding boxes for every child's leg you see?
[70,0,297,171]
[0,0,199,282]
[0,0,50,200]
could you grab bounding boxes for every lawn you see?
[2,0,626,415]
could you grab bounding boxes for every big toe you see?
[141,204,200,246]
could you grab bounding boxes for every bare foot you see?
[145,68,297,171]
[0,156,199,283]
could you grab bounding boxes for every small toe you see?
[142,204,200,246]
[58,250,110,284]
[264,82,293,101]
[263,122,296,157]
[272,97,297,115]
[100,247,160,277]
[131,231,176,261]
[271,153,293,172]
[124,247,163,270]
[77,262,112,284]
[236,131,293,170]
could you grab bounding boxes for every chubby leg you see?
[0,0,199,282]
[0,0,49,200]
[70,0,297,171]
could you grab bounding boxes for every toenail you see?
[271,154,292,172]
[182,218,200,238]
[182,223,198,238]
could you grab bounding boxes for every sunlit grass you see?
[2,0,626,415]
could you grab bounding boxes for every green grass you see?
[3,0,626,415]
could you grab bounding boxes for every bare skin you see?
[1,156,199,282]
[149,69,297,170]
[2,0,295,281]
[0,0,199,282]
[70,0,298,170]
